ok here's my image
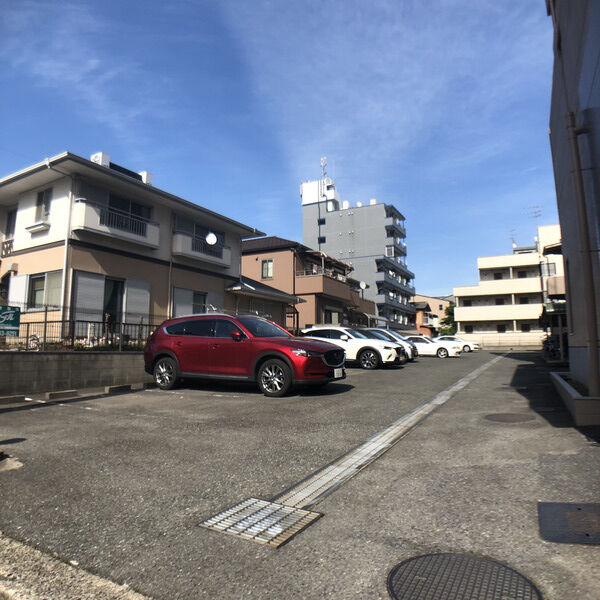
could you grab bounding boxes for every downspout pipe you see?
[566,112,600,396]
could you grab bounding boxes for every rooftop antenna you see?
[527,205,542,227]
[510,229,517,249]
[320,156,327,179]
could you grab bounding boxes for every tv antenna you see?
[320,156,327,179]
[527,205,542,226]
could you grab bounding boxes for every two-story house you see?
[0,151,298,339]
[241,236,378,331]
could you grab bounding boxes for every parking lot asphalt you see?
[1,351,599,600]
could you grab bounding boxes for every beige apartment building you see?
[0,151,299,338]
[241,236,377,331]
[453,225,563,348]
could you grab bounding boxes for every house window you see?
[493,272,503,280]
[463,299,472,307]
[261,259,273,279]
[28,275,45,308]
[497,324,506,333]
[517,270,527,278]
[495,298,504,305]
[27,271,62,309]
[35,188,52,222]
[317,236,326,244]
[5,208,17,238]
[464,325,473,334]
[520,324,531,332]
[317,218,326,225]
[103,278,124,325]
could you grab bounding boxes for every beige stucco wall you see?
[242,250,295,294]
[1,244,65,279]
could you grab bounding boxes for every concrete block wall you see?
[0,352,151,396]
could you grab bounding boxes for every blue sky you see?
[0,1,558,296]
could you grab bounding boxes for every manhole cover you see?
[387,553,542,600]
[485,413,536,423]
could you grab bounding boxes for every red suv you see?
[144,314,346,397]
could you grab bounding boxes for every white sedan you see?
[301,326,398,369]
[434,335,481,353]
[403,335,462,358]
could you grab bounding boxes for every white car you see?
[362,328,418,361]
[403,335,462,358]
[301,326,398,369]
[434,335,480,353]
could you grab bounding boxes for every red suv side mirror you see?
[230,330,244,342]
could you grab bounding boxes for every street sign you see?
[0,305,20,337]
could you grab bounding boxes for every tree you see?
[439,302,456,335]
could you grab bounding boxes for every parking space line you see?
[200,355,504,545]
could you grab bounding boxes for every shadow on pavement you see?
[493,351,600,444]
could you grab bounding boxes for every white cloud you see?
[0,1,173,150]
[218,0,552,193]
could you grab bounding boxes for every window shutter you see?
[124,279,150,322]
[73,271,104,321]
[173,287,193,317]
[7,274,27,309]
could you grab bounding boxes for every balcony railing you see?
[172,232,231,267]
[71,200,160,248]
[1,238,13,258]
[296,267,347,282]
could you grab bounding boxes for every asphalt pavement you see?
[0,351,598,599]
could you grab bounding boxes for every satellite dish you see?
[359,281,367,290]
[205,232,218,246]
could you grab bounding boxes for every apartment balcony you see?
[547,275,565,298]
[295,270,357,304]
[455,303,544,322]
[384,217,406,238]
[376,255,415,280]
[455,277,542,297]
[71,200,160,248]
[379,272,415,296]
[376,294,416,314]
[172,232,232,267]
[1,238,13,258]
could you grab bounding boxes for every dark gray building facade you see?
[301,177,416,329]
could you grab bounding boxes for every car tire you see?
[436,347,449,358]
[358,348,381,369]
[463,344,472,353]
[257,359,292,397]
[153,356,178,390]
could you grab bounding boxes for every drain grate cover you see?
[199,498,322,547]
[485,413,536,423]
[538,502,600,544]
[387,553,542,600]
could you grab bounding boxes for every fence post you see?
[119,319,123,352]
[25,322,30,350]
[42,305,48,351]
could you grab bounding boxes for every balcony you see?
[376,255,415,280]
[376,294,416,313]
[455,303,544,322]
[1,238,13,258]
[455,277,542,297]
[384,217,406,238]
[295,270,357,304]
[71,200,160,248]
[379,271,415,296]
[172,232,232,267]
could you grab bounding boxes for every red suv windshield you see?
[237,316,291,338]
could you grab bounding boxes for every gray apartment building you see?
[301,177,416,329]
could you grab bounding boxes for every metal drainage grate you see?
[199,498,322,548]
[387,553,542,600]
[538,502,600,544]
[485,413,536,423]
